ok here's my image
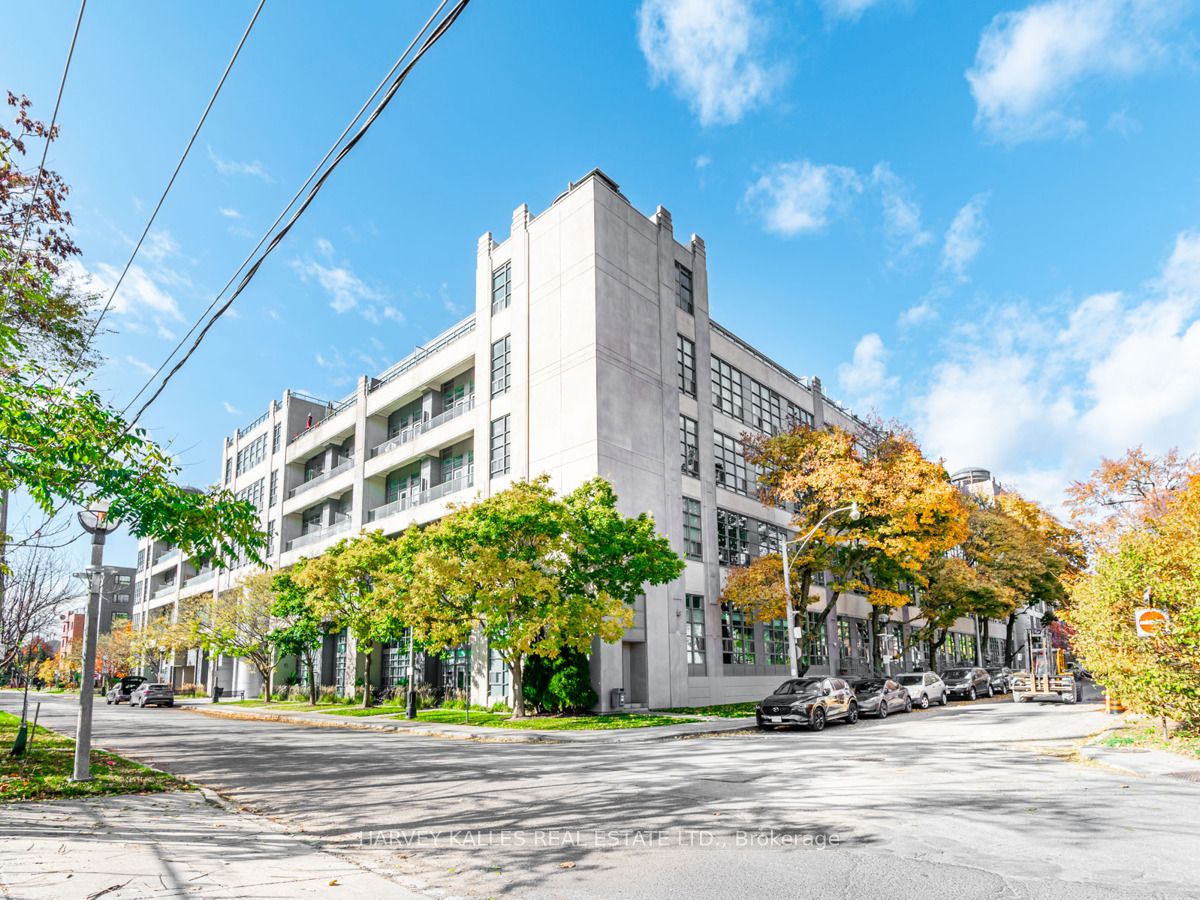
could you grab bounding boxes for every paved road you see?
[4,692,1199,899]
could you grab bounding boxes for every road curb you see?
[179,703,750,744]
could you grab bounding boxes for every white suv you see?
[893,671,948,709]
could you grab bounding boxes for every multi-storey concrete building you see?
[134,169,994,708]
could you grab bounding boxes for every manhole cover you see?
[1167,771,1200,783]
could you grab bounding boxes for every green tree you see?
[268,570,326,705]
[392,477,682,717]
[192,572,280,702]
[290,530,402,707]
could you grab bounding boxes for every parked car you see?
[847,677,911,718]
[130,682,175,708]
[756,676,858,732]
[893,671,948,708]
[940,666,994,700]
[985,666,1014,694]
[105,675,146,705]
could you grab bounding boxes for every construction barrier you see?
[1104,692,1125,714]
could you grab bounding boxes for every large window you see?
[490,415,511,477]
[272,422,281,454]
[764,619,789,667]
[716,509,750,567]
[386,466,421,503]
[491,262,512,313]
[682,497,703,560]
[491,335,511,397]
[756,520,785,557]
[236,478,264,513]
[441,447,472,482]
[721,603,755,665]
[711,357,743,421]
[388,400,422,439]
[679,415,699,476]
[236,435,267,475]
[335,631,347,695]
[686,594,706,673]
[383,635,412,688]
[806,612,829,667]
[676,334,696,396]
[488,648,510,702]
[676,262,694,313]
[269,470,278,507]
[713,431,749,495]
[750,381,784,435]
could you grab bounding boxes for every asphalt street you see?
[4,691,1198,899]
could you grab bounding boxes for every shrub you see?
[177,682,205,697]
[523,651,597,713]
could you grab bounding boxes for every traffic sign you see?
[1135,608,1168,637]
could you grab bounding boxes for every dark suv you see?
[756,676,858,732]
[940,667,994,700]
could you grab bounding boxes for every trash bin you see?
[213,686,224,701]
[610,687,625,710]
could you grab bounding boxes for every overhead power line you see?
[0,0,87,312]
[61,0,267,384]
[127,0,471,426]
[122,0,452,417]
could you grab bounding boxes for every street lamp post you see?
[73,499,120,782]
[780,503,860,679]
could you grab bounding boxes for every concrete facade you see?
[133,170,1028,708]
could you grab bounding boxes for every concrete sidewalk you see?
[0,791,425,898]
[178,700,755,743]
[1081,739,1200,783]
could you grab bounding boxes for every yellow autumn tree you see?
[724,423,968,671]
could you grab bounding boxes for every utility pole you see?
[73,500,119,782]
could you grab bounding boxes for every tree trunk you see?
[511,655,525,718]
[306,650,319,705]
[361,645,372,708]
[1005,612,1018,667]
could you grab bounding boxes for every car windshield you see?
[146,684,171,690]
[943,669,972,679]
[773,678,822,695]
[986,668,1004,675]
[854,679,884,691]
[895,674,923,685]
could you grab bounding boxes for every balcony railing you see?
[153,548,180,567]
[286,518,353,552]
[289,456,355,499]
[183,570,214,589]
[370,317,476,391]
[152,584,177,599]
[367,468,474,523]
[369,395,475,459]
[288,393,358,445]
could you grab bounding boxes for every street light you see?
[73,499,120,782]
[780,502,860,679]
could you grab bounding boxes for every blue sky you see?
[5,0,1200,570]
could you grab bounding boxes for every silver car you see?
[130,682,175,708]
[893,671,948,709]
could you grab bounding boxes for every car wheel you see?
[940,691,949,706]
[968,687,977,701]
[809,707,827,732]
[106,699,112,705]
[877,699,889,718]
[846,702,859,725]
[918,693,929,709]
[167,702,174,708]
[988,685,995,697]
[904,696,913,713]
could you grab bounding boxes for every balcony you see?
[370,395,475,460]
[286,517,353,552]
[289,456,355,499]
[152,584,177,600]
[153,548,180,567]
[183,570,214,589]
[367,467,474,523]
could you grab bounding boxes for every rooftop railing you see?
[370,317,476,392]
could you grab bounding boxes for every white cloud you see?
[966,0,1182,142]
[821,0,891,21]
[124,355,156,376]
[941,194,989,281]
[637,0,780,126]
[695,154,712,170]
[911,229,1200,510]
[900,301,936,327]
[872,163,932,266]
[383,305,405,323]
[65,259,185,337]
[219,207,242,219]
[207,145,272,182]
[222,401,241,416]
[291,240,381,315]
[140,230,180,262]
[838,333,899,411]
[744,160,862,236]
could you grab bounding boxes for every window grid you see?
[491,335,512,397]
[235,478,265,513]
[764,619,789,667]
[269,470,278,507]
[236,435,267,475]
[710,357,743,421]
[272,422,281,454]
[679,415,699,476]
[686,594,706,673]
[676,262,694,313]
[713,431,749,495]
[716,509,750,567]
[491,262,512,314]
[720,604,755,665]
[676,334,696,397]
[490,415,511,477]
[682,497,703,560]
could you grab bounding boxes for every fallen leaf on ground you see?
[559,862,576,869]
[328,878,339,886]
